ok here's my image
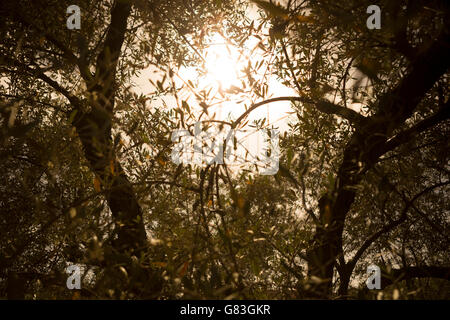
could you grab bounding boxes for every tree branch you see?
[8,3,92,81]
[91,0,132,110]
[232,96,366,128]
[380,266,450,289]
[378,100,450,156]
[0,54,82,108]
[348,181,450,273]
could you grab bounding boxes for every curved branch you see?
[378,100,450,156]
[7,2,92,81]
[0,54,82,108]
[348,181,450,272]
[232,96,366,128]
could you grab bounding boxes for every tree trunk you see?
[304,28,450,299]
[337,272,351,299]
[71,0,147,257]
[7,271,25,300]
[73,106,146,255]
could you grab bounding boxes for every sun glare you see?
[177,33,245,92]
[203,34,242,89]
[172,32,296,130]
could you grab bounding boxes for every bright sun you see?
[173,32,296,130]
[177,33,245,93]
[203,34,243,89]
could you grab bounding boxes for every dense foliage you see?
[0,0,448,299]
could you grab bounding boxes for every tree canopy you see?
[0,0,449,299]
